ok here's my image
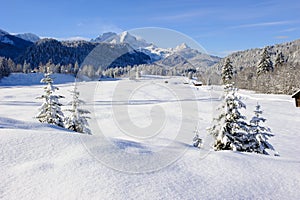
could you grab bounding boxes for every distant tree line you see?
[100,64,198,79]
[2,46,299,95]
[0,55,196,82]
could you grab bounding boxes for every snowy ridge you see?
[91,32,117,42]
[174,43,190,51]
[91,31,220,66]
[0,29,9,36]
[0,29,14,45]
[93,31,152,49]
[212,38,300,74]
[15,33,40,43]
[0,29,34,60]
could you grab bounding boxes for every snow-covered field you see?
[0,73,300,199]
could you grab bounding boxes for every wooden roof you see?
[292,90,300,98]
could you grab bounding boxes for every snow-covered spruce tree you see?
[208,84,249,151]
[248,104,278,155]
[275,52,285,67]
[64,85,91,134]
[221,58,233,84]
[36,71,64,127]
[0,57,11,79]
[257,47,273,76]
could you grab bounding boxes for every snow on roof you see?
[292,89,300,98]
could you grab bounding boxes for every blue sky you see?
[2,0,300,56]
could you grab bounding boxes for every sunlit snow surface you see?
[0,73,300,199]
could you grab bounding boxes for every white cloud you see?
[274,35,289,39]
[280,28,297,32]
[229,20,298,29]
[152,10,214,21]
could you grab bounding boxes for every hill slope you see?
[15,33,40,43]
[0,30,33,60]
[208,39,300,94]
[214,39,300,70]
[16,39,150,68]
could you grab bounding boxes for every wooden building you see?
[192,81,202,86]
[292,90,300,107]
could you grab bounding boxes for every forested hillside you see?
[207,39,300,95]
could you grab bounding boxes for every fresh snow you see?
[174,43,190,51]
[0,74,300,199]
[14,33,40,43]
[0,73,75,86]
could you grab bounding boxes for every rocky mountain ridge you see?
[0,29,221,69]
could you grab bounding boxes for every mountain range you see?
[90,31,220,68]
[2,28,299,78]
[0,29,33,60]
[0,28,221,69]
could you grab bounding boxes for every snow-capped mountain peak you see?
[119,31,129,43]
[91,32,117,43]
[90,32,220,66]
[15,33,40,42]
[115,31,151,49]
[175,43,190,51]
[92,31,151,49]
[0,29,14,45]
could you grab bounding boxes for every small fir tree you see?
[257,47,273,75]
[64,85,91,134]
[22,60,31,73]
[208,84,249,151]
[74,61,79,75]
[221,58,233,84]
[136,67,141,79]
[193,130,202,148]
[248,103,278,155]
[36,70,64,127]
[0,57,11,78]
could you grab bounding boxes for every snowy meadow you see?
[0,73,300,199]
